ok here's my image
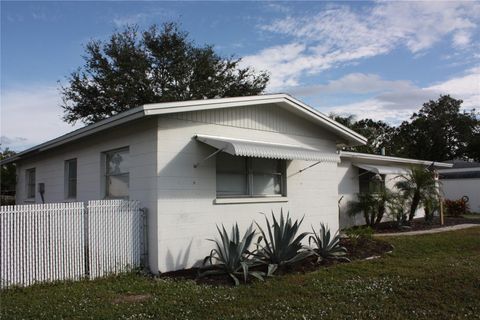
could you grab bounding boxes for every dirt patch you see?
[112,294,151,304]
[158,237,393,286]
[341,237,393,260]
[374,216,480,234]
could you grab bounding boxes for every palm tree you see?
[395,167,438,222]
[346,189,392,227]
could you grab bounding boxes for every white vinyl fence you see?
[0,200,146,289]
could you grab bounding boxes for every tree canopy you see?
[1,148,16,193]
[333,95,479,161]
[391,95,479,161]
[60,23,269,124]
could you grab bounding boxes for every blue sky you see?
[1,1,479,151]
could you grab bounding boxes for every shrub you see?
[199,223,265,286]
[309,223,349,262]
[344,226,374,239]
[444,198,470,217]
[255,210,311,275]
[346,190,392,227]
[387,193,409,228]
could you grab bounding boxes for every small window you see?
[359,169,385,194]
[105,148,129,199]
[65,159,77,199]
[26,168,36,199]
[216,153,285,198]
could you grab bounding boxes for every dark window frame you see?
[25,168,36,199]
[104,147,130,199]
[216,153,286,198]
[358,169,385,194]
[65,158,77,199]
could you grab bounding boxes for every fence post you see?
[83,202,90,279]
[140,207,149,272]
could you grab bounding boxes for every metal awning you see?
[195,134,340,162]
[354,163,409,175]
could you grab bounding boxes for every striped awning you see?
[195,134,340,162]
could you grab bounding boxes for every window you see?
[26,168,36,199]
[359,169,385,194]
[65,159,77,199]
[105,148,129,199]
[216,152,285,197]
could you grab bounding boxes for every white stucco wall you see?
[15,118,160,271]
[441,178,480,213]
[153,106,341,272]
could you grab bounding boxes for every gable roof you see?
[2,94,367,164]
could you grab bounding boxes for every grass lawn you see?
[2,228,480,320]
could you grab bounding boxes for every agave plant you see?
[199,223,264,286]
[309,223,349,262]
[254,209,311,275]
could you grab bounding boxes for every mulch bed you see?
[374,215,480,234]
[158,237,393,286]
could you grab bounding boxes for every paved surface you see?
[375,224,479,237]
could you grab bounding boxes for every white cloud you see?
[111,8,178,28]
[287,73,414,96]
[0,86,82,151]
[321,68,480,124]
[243,2,480,90]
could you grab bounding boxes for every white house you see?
[439,160,480,213]
[2,94,451,273]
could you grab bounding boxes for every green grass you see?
[2,228,480,320]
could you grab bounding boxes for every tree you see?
[395,167,438,222]
[346,189,393,227]
[391,95,479,161]
[61,23,269,124]
[1,148,16,194]
[331,114,395,155]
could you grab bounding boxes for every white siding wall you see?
[441,178,480,213]
[155,107,340,272]
[15,118,159,271]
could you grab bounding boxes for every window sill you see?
[214,197,289,205]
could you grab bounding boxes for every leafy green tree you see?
[391,95,479,161]
[395,167,438,222]
[331,114,395,155]
[1,148,16,193]
[61,23,269,124]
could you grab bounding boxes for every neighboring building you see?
[337,151,451,228]
[1,94,452,273]
[439,160,480,213]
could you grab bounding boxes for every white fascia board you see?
[340,151,453,168]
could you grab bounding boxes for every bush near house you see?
[444,198,470,217]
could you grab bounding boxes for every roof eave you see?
[1,107,146,165]
[340,151,453,168]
